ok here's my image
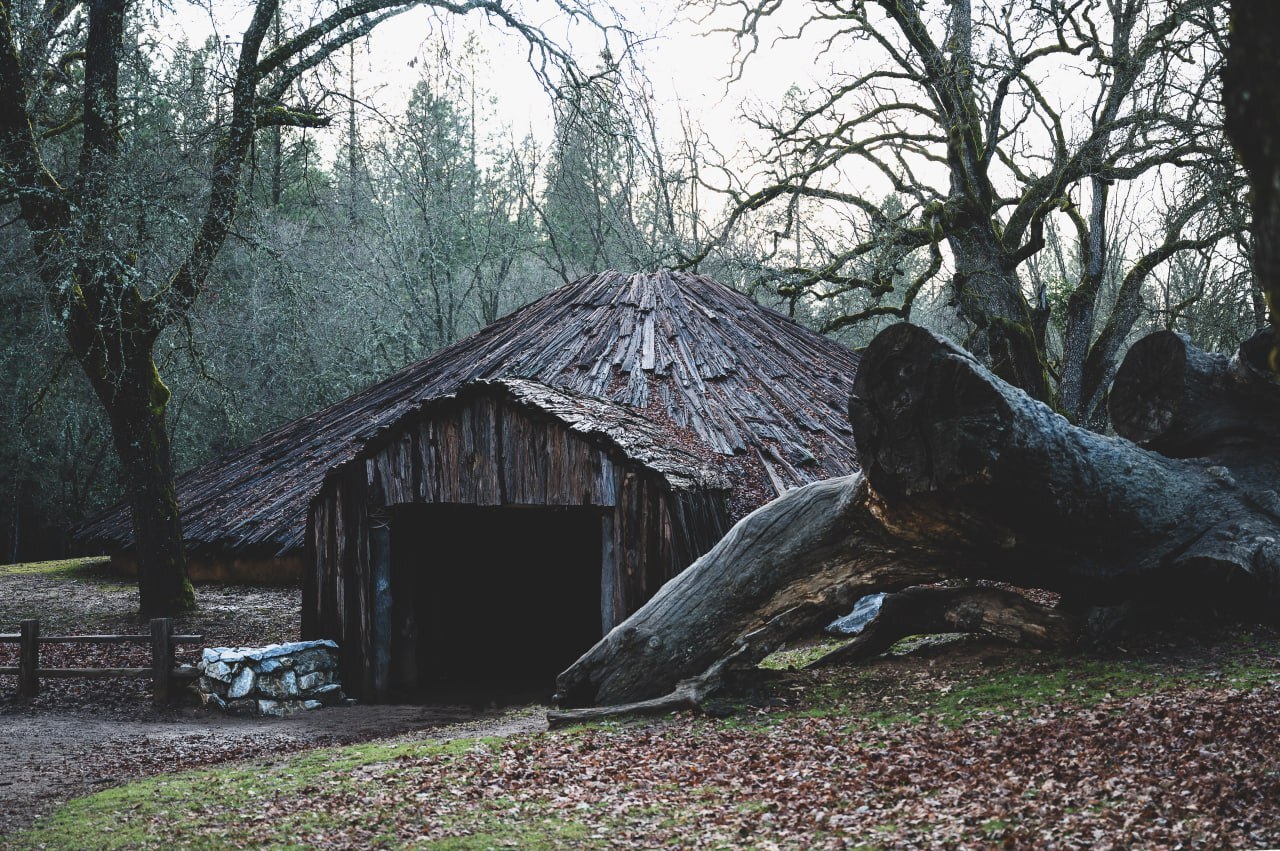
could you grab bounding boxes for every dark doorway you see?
[390,504,603,701]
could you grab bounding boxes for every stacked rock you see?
[195,639,350,716]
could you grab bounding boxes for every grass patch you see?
[0,557,113,579]
[912,658,1154,724]
[15,729,660,850]
[411,803,595,850]
[14,736,500,850]
[758,638,850,670]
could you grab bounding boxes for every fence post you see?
[150,618,173,705]
[18,619,39,699]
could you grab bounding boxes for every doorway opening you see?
[390,504,604,701]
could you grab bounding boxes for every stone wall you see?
[196,640,349,716]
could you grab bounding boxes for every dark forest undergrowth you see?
[4,560,1280,849]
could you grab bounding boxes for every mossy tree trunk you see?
[887,0,1053,404]
[1224,0,1280,366]
[947,218,1051,403]
[70,300,192,617]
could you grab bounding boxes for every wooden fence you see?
[0,618,203,703]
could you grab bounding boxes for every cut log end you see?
[1109,330,1194,446]
[1237,327,1279,381]
[849,323,1012,501]
[1111,327,1280,459]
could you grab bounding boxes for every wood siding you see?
[305,392,730,699]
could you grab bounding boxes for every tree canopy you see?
[689,0,1247,419]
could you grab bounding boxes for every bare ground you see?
[0,563,547,836]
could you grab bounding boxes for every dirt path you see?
[0,702,548,836]
[0,563,548,837]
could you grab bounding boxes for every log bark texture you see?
[850,324,1280,599]
[555,324,1280,713]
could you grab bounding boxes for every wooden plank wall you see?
[307,472,377,698]
[305,394,731,698]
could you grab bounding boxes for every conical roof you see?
[77,270,861,555]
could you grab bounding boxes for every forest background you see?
[0,0,1252,564]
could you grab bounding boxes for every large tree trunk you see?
[948,223,1051,404]
[1225,0,1280,362]
[106,394,192,620]
[75,320,193,618]
[554,324,1280,715]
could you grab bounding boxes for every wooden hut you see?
[77,270,862,699]
[312,378,732,699]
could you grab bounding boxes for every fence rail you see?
[0,618,203,703]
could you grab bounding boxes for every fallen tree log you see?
[551,474,950,712]
[849,324,1280,599]
[554,324,1280,715]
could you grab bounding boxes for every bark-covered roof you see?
[76,270,861,556]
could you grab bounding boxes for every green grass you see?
[717,648,1161,733]
[14,737,501,850]
[758,638,850,670]
[13,732,631,850]
[749,629,1280,730]
[410,804,594,850]
[908,659,1154,725]
[0,556,113,579]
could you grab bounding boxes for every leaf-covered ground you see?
[11,625,1280,849]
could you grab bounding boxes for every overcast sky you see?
[170,0,822,156]
[164,1,1141,228]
